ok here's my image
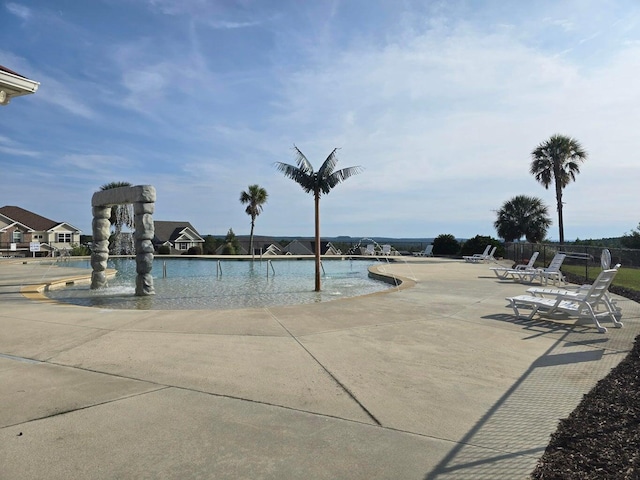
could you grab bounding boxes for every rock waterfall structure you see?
[90,185,156,296]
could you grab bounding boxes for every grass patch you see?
[561,264,640,291]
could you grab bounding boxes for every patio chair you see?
[513,253,566,285]
[601,248,612,269]
[506,267,622,333]
[526,262,622,318]
[490,252,539,279]
[363,244,376,256]
[413,245,433,257]
[463,245,490,263]
[464,246,497,263]
[380,244,392,256]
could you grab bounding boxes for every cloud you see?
[206,19,262,29]
[0,135,40,157]
[34,74,95,118]
[2,1,639,240]
[5,2,30,20]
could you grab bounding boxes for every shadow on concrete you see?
[423,322,616,479]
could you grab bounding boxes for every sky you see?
[1,0,639,241]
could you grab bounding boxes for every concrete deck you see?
[1,257,638,479]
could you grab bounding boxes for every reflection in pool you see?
[46,258,393,310]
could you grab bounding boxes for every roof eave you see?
[0,70,40,105]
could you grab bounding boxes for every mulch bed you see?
[530,274,640,479]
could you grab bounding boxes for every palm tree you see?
[530,134,587,244]
[100,181,134,254]
[494,195,552,242]
[275,146,362,291]
[240,184,268,258]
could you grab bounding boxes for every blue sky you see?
[1,0,639,241]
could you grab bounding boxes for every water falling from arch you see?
[90,185,156,296]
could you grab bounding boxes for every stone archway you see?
[90,185,156,296]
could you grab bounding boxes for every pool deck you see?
[1,257,639,479]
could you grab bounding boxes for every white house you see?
[0,206,81,256]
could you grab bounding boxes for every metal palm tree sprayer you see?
[275,146,363,291]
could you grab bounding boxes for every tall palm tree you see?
[530,134,587,244]
[494,195,552,242]
[240,184,268,258]
[100,181,134,254]
[275,146,362,291]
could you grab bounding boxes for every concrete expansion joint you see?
[2,386,170,430]
[0,353,42,364]
[265,308,382,426]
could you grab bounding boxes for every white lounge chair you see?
[463,245,490,263]
[363,244,376,256]
[484,246,497,263]
[601,249,612,269]
[506,268,623,333]
[413,245,433,257]
[380,244,392,256]
[514,253,566,285]
[464,246,496,263]
[490,252,539,279]
[526,262,622,318]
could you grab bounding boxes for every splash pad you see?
[46,258,393,310]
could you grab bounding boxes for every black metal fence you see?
[503,242,640,278]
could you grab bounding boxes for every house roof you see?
[281,240,336,255]
[282,239,314,255]
[153,221,204,244]
[0,65,39,105]
[0,205,64,231]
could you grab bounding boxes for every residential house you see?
[281,239,338,255]
[214,235,283,256]
[153,221,205,253]
[281,239,313,255]
[0,206,81,257]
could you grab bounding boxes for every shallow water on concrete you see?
[45,258,392,310]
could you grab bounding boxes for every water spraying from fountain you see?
[347,238,418,285]
[110,204,135,255]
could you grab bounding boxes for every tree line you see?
[94,135,638,291]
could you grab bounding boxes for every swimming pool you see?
[45,258,393,310]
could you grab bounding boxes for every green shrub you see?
[223,228,241,254]
[461,235,503,258]
[157,245,171,255]
[202,235,218,255]
[186,246,202,255]
[222,242,236,255]
[69,244,90,256]
[433,234,460,255]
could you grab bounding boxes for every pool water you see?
[46,258,393,310]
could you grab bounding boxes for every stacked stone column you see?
[90,206,112,290]
[134,200,155,295]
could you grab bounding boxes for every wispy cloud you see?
[34,74,95,118]
[2,1,640,240]
[5,2,31,20]
[206,19,261,29]
[0,135,39,157]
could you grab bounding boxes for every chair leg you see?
[584,305,608,333]
[508,299,520,318]
[508,299,538,320]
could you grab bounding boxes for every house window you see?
[56,233,72,243]
[12,231,22,242]
[179,243,188,250]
